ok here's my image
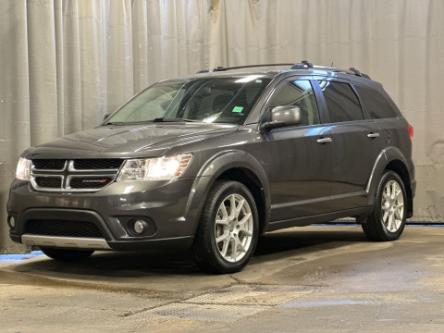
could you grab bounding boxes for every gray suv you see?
[7,62,415,273]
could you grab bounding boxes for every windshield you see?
[105,75,271,125]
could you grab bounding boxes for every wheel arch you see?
[366,147,414,217]
[184,150,270,235]
[384,160,413,218]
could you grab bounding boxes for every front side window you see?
[105,76,271,125]
[318,81,364,123]
[268,79,320,126]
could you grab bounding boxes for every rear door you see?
[354,84,406,152]
[314,79,384,210]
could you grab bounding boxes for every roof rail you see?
[349,67,370,79]
[197,61,315,73]
[291,60,314,69]
[211,63,295,72]
[196,62,371,79]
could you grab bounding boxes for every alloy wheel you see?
[381,179,405,233]
[214,193,254,263]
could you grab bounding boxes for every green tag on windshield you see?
[232,106,244,113]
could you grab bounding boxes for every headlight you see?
[117,154,192,181]
[16,157,32,181]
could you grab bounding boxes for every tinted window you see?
[355,85,398,119]
[318,81,364,123]
[269,80,320,126]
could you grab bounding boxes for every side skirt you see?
[264,206,372,232]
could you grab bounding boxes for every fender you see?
[366,146,412,207]
[184,149,270,234]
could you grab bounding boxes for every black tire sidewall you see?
[194,181,259,273]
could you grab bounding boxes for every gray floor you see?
[2,225,444,332]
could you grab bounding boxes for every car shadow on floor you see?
[11,226,367,278]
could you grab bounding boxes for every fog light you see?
[8,216,16,229]
[133,220,147,235]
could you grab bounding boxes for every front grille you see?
[73,159,123,170]
[69,176,113,189]
[30,158,123,192]
[33,159,66,170]
[25,219,103,238]
[34,176,62,189]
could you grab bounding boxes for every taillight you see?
[408,123,414,141]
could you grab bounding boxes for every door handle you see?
[316,137,333,144]
[367,132,380,139]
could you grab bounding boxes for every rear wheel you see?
[41,248,94,262]
[193,181,259,274]
[362,171,407,241]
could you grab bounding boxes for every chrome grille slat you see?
[30,159,122,192]
[32,160,67,172]
[68,160,120,173]
[67,175,114,191]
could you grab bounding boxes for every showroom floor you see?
[1,225,444,333]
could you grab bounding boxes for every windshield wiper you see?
[152,117,202,123]
[103,118,202,126]
[103,121,128,126]
[103,120,156,126]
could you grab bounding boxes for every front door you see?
[263,78,333,222]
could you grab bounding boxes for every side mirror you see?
[261,105,301,130]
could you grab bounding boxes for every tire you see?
[193,181,259,274]
[41,247,94,262]
[361,170,407,241]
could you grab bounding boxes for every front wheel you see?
[362,171,407,241]
[193,181,259,274]
[41,248,94,262]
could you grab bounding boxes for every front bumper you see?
[7,178,197,251]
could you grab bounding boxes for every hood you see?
[25,123,239,159]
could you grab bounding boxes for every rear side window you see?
[355,85,398,119]
[318,81,364,123]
